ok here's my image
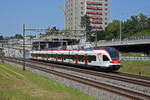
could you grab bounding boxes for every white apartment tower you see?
[65,0,110,31]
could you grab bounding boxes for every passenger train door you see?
[97,53,103,65]
[102,54,110,66]
[97,53,110,66]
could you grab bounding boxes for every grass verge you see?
[119,60,150,77]
[0,62,97,100]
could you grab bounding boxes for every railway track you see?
[9,57,150,87]
[114,72,150,81]
[30,59,150,87]
[3,57,150,100]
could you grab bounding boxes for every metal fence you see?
[121,57,150,61]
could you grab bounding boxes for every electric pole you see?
[120,20,122,44]
[2,42,4,63]
[23,24,26,71]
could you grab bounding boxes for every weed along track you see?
[4,57,150,100]
[0,62,98,100]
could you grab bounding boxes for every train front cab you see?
[96,48,121,71]
[106,47,121,71]
[99,55,121,71]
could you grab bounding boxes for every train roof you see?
[84,47,116,51]
[31,47,117,52]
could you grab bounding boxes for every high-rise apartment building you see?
[65,0,110,31]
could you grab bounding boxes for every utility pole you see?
[120,20,122,44]
[1,41,4,63]
[23,24,26,71]
[0,33,4,63]
[0,40,4,63]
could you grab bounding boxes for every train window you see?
[43,54,46,58]
[40,54,42,57]
[64,55,70,60]
[68,55,73,61]
[58,55,61,60]
[67,55,70,59]
[78,55,81,61]
[88,56,92,63]
[88,55,96,63]
[72,55,75,61]
[78,55,84,62]
[31,54,34,57]
[33,54,35,57]
[45,54,47,58]
[105,47,119,60]
[53,54,56,58]
[35,54,38,57]
[64,55,67,60]
[103,55,110,61]
[48,54,51,58]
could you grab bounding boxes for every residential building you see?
[65,0,110,31]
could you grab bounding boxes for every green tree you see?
[11,34,23,39]
[105,20,120,39]
[81,14,92,41]
[28,35,35,39]
[104,13,150,40]
[122,19,134,38]
[81,15,92,31]
[138,13,148,31]
[97,31,106,41]
[105,32,114,40]
[147,16,150,29]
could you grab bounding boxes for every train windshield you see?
[105,47,119,60]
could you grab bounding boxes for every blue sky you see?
[111,0,150,20]
[0,0,150,36]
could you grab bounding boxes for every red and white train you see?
[30,47,121,71]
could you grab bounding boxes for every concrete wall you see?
[3,47,29,59]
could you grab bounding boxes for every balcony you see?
[91,25,103,29]
[91,21,103,24]
[87,11,102,15]
[89,16,103,19]
[86,1,103,5]
[87,6,103,10]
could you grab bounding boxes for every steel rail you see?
[27,59,150,87]
[4,57,150,87]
